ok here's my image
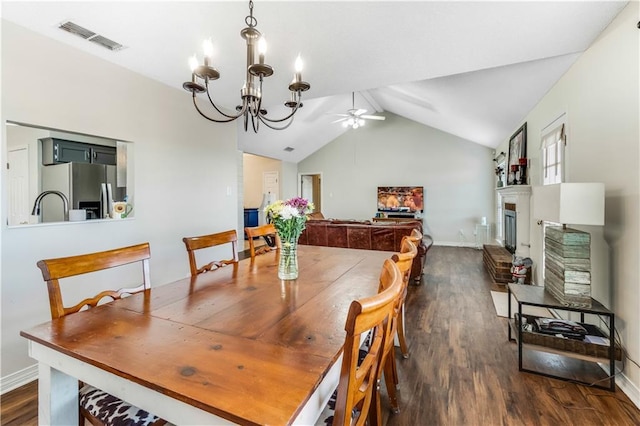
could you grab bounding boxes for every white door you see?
[263,171,279,201]
[8,146,30,225]
[301,175,313,200]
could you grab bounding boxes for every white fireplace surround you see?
[497,185,532,258]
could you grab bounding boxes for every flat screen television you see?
[377,186,424,213]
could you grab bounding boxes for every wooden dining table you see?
[20,245,392,425]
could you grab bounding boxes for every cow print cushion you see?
[79,385,163,426]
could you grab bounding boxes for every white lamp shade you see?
[532,183,605,226]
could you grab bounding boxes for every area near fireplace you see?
[497,185,532,258]
[483,185,532,285]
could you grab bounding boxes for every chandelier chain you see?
[245,0,257,28]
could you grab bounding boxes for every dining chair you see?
[406,228,424,284]
[244,224,281,259]
[377,237,417,414]
[393,237,419,359]
[36,242,166,426]
[182,229,238,275]
[319,258,403,426]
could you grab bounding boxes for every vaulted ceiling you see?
[2,1,627,162]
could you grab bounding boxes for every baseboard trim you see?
[616,370,640,409]
[0,364,38,395]
[434,241,479,248]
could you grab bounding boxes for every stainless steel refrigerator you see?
[41,162,126,222]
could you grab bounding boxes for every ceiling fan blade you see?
[331,117,348,124]
[361,114,386,121]
[326,113,350,117]
[354,109,368,116]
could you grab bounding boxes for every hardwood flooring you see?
[2,246,639,425]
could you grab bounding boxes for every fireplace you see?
[504,203,517,254]
[496,185,531,258]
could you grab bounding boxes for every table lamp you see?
[532,183,605,307]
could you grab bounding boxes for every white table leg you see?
[38,363,79,426]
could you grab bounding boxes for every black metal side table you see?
[507,283,618,391]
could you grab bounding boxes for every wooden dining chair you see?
[406,228,424,284]
[244,224,281,259]
[36,242,166,426]
[393,237,419,359]
[319,259,403,426]
[182,229,238,275]
[375,237,418,414]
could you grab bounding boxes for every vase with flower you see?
[265,197,314,280]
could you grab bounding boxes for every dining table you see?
[20,245,392,425]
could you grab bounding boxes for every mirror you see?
[6,121,134,226]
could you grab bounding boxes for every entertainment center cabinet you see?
[507,283,620,391]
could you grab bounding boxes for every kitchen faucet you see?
[32,190,69,222]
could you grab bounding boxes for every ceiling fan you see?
[331,92,386,129]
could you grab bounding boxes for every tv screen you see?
[377,186,424,213]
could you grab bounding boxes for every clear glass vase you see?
[278,239,299,280]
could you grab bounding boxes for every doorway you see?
[299,173,322,214]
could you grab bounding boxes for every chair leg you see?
[368,379,384,426]
[390,348,399,387]
[397,304,409,359]
[383,357,400,413]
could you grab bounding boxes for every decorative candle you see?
[294,54,303,83]
[258,37,267,65]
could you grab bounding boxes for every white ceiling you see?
[2,1,627,162]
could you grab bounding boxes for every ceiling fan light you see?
[353,123,359,129]
[342,121,349,128]
[358,119,365,126]
[347,118,355,126]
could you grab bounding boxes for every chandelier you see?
[182,0,310,132]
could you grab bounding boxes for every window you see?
[540,114,566,284]
[541,118,565,185]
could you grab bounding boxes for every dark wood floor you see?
[2,246,639,425]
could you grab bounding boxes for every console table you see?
[507,283,620,391]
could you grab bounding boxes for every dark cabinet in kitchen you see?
[41,138,117,166]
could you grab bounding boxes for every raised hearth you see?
[483,244,531,284]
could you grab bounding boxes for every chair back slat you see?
[244,224,281,259]
[182,230,238,276]
[37,243,152,320]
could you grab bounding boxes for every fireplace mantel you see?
[497,185,531,257]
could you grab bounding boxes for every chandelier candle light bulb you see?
[258,37,266,64]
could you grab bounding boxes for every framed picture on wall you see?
[507,123,527,185]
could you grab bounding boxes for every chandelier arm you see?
[251,114,260,132]
[258,114,295,131]
[192,96,243,123]
[258,93,303,124]
[205,85,244,119]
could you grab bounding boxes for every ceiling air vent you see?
[58,21,95,39]
[283,147,295,152]
[57,20,126,51]
[88,35,125,51]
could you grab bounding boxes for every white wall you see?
[298,113,494,245]
[494,2,639,401]
[1,21,239,379]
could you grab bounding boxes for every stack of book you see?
[534,317,588,339]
